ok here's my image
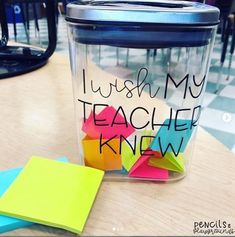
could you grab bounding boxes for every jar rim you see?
[66,0,220,27]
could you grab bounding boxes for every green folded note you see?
[121,130,152,171]
[0,156,104,234]
[148,152,185,173]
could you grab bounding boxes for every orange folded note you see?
[82,135,122,171]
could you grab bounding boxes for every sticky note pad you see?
[82,135,122,171]
[0,157,68,234]
[121,131,152,171]
[106,167,128,175]
[0,168,30,234]
[82,106,135,139]
[151,119,193,153]
[128,154,169,180]
[148,152,185,173]
[0,157,104,234]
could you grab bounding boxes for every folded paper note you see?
[121,131,152,171]
[0,157,104,234]
[151,119,193,154]
[148,152,185,173]
[82,106,135,139]
[82,112,100,138]
[0,157,68,234]
[128,154,169,180]
[82,135,122,171]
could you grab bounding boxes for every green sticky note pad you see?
[0,156,104,234]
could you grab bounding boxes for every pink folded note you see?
[82,106,135,139]
[82,113,100,138]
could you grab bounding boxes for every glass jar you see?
[66,0,219,181]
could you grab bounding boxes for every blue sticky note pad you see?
[151,119,194,154]
[106,167,128,175]
[0,157,68,234]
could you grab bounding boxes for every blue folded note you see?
[151,119,194,155]
[0,157,68,234]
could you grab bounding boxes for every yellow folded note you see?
[0,156,104,234]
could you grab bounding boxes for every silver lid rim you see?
[66,1,220,26]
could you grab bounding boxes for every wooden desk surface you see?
[0,53,235,236]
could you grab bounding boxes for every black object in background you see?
[0,0,57,79]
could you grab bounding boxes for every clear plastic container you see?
[66,0,219,181]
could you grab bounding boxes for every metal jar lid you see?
[66,0,220,26]
[66,0,219,48]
